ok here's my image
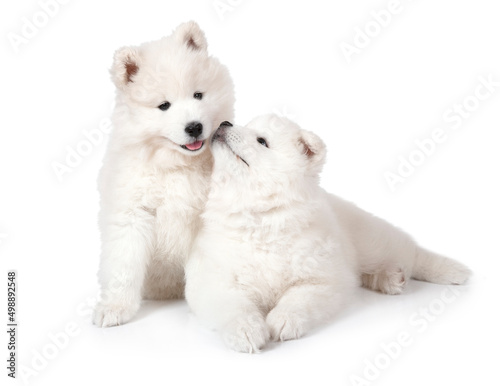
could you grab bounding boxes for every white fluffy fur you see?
[185,114,471,352]
[93,21,234,327]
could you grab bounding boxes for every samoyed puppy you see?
[93,21,234,327]
[185,115,471,352]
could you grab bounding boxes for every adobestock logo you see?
[19,272,126,385]
[340,0,414,64]
[213,0,244,21]
[19,323,81,385]
[384,73,499,192]
[7,0,71,54]
[349,285,465,386]
[51,118,112,183]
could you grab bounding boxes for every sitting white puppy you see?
[185,115,471,353]
[93,22,234,327]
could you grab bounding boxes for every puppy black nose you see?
[185,122,203,137]
[219,121,233,128]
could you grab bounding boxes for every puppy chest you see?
[143,171,209,257]
[234,247,308,301]
[141,169,208,206]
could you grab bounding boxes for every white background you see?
[1,0,499,385]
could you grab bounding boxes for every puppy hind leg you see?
[331,195,417,294]
[361,268,407,295]
[354,217,471,288]
[355,227,416,294]
[360,240,471,293]
[356,227,417,295]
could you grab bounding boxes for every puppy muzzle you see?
[212,121,233,144]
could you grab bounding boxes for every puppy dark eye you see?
[193,92,203,100]
[158,102,171,111]
[257,138,268,147]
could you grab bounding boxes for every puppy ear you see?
[298,130,327,174]
[110,46,141,90]
[174,21,208,52]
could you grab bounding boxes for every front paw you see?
[222,314,269,353]
[266,309,305,342]
[92,300,140,327]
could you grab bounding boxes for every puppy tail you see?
[411,247,472,285]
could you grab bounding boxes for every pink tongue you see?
[185,141,203,151]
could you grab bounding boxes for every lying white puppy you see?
[185,115,471,352]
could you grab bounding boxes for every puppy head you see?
[210,114,326,208]
[110,21,235,157]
